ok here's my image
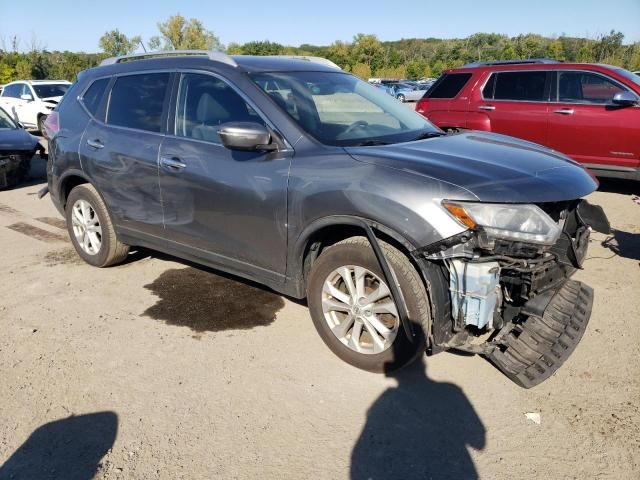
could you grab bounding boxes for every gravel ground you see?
[0,152,639,480]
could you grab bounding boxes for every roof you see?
[4,80,71,85]
[446,62,623,74]
[98,50,342,74]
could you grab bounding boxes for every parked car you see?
[416,59,640,180]
[0,80,71,133]
[44,51,609,388]
[388,82,427,102]
[0,106,39,189]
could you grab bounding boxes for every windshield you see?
[0,107,17,128]
[614,68,640,88]
[252,71,438,146]
[32,83,69,99]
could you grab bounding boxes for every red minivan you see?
[416,60,640,180]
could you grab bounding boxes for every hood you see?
[345,132,598,203]
[0,128,40,152]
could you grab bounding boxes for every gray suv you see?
[44,51,609,387]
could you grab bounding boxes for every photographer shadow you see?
[351,346,485,480]
[0,411,117,480]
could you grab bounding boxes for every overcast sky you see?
[1,0,639,52]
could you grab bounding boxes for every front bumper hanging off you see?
[486,279,594,388]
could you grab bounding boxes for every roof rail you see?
[261,55,341,70]
[462,58,560,68]
[100,50,238,67]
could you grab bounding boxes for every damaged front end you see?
[414,199,610,388]
[0,150,34,190]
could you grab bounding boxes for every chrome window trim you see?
[166,69,293,151]
[479,68,639,105]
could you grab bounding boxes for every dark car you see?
[416,59,640,180]
[44,51,609,388]
[0,106,39,189]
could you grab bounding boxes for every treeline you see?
[1,14,639,83]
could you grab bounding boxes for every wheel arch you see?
[58,170,93,209]
[289,215,419,297]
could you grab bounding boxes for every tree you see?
[15,59,32,79]
[99,29,140,56]
[147,36,162,51]
[157,14,222,51]
[239,41,284,56]
[351,63,372,80]
[352,34,383,69]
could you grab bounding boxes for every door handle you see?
[553,108,574,115]
[86,139,104,149]
[160,156,187,171]
[478,105,495,111]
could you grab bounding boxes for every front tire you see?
[38,115,47,136]
[397,94,406,103]
[65,184,129,267]
[307,236,430,373]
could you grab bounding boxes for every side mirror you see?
[611,91,638,107]
[20,94,33,102]
[218,122,277,152]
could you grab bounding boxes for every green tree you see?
[226,42,243,55]
[99,29,141,56]
[0,64,16,83]
[352,33,383,69]
[15,59,32,79]
[157,14,222,50]
[239,41,284,56]
[147,36,162,51]
[351,62,372,80]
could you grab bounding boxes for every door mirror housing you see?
[20,93,33,102]
[218,122,278,152]
[611,91,638,107]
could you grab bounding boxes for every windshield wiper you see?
[412,130,446,141]
[353,140,391,146]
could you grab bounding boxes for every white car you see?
[0,80,71,132]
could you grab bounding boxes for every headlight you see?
[442,201,561,245]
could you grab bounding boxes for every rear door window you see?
[557,71,627,104]
[426,73,473,99]
[107,73,170,133]
[493,71,547,101]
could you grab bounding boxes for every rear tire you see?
[397,94,406,103]
[65,184,129,267]
[307,236,430,373]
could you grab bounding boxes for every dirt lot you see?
[0,153,639,480]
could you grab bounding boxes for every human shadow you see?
[351,347,485,480]
[0,411,118,480]
[602,229,640,261]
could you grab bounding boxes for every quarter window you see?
[175,73,263,143]
[426,73,472,99]
[82,78,110,117]
[557,71,626,104]
[107,73,170,133]
[493,71,547,101]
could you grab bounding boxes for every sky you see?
[1,0,639,52]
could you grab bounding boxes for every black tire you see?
[65,184,129,267]
[38,115,47,136]
[307,236,430,373]
[397,94,405,103]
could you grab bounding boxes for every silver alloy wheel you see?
[71,199,102,255]
[322,265,399,355]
